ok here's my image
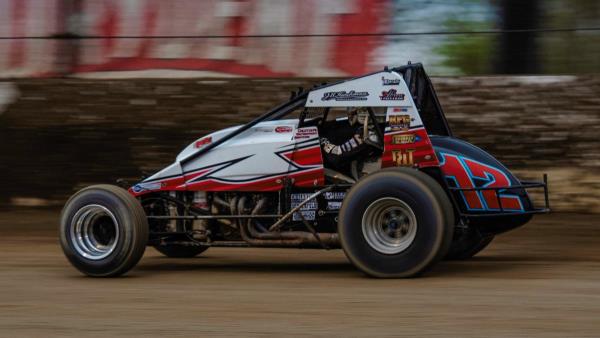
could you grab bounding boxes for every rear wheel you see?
[445,230,494,260]
[154,244,208,258]
[338,168,455,278]
[60,185,148,277]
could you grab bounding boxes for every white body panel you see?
[306,71,412,108]
[182,120,300,183]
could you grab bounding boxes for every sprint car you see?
[60,63,550,278]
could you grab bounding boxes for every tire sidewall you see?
[59,187,145,276]
[339,169,449,277]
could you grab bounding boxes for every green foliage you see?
[435,19,495,75]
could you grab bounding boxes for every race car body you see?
[60,63,550,278]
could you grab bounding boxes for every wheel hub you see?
[69,204,120,260]
[361,197,417,254]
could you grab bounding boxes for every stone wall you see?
[0,75,598,212]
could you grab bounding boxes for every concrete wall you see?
[1,75,598,212]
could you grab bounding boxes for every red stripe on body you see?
[381,127,439,168]
[283,145,323,167]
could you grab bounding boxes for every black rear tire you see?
[59,184,148,277]
[154,245,208,258]
[338,168,455,278]
[445,230,494,260]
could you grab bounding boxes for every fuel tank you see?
[430,136,533,234]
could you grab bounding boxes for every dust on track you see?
[0,209,598,337]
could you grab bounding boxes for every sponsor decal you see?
[381,76,401,86]
[291,193,318,221]
[291,193,318,210]
[389,114,412,131]
[324,191,346,200]
[392,134,420,145]
[132,181,164,193]
[293,210,316,221]
[392,149,416,167]
[393,107,408,112]
[380,89,405,101]
[321,90,369,101]
[326,201,342,210]
[293,127,318,140]
[275,126,293,133]
[194,136,212,148]
[254,126,274,132]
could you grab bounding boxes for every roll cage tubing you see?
[180,63,450,166]
[422,71,453,137]
[391,63,453,137]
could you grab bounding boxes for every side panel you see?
[431,136,530,214]
[381,107,439,169]
[182,121,323,191]
[130,120,324,194]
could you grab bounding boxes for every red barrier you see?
[0,0,391,78]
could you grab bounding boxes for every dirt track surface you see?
[1,210,599,337]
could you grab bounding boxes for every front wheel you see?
[338,168,455,278]
[59,185,148,277]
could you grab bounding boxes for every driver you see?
[320,107,379,168]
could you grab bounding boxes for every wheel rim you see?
[69,204,120,260]
[361,197,417,255]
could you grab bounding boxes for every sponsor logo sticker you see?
[293,127,318,140]
[381,76,401,86]
[324,191,346,200]
[389,114,412,131]
[326,201,342,210]
[291,193,318,221]
[254,126,274,132]
[321,90,369,101]
[194,136,212,148]
[380,89,405,101]
[132,182,164,193]
[275,126,293,133]
[392,149,416,167]
[391,134,419,144]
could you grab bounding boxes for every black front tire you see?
[59,184,148,277]
[154,245,208,258]
[338,168,455,278]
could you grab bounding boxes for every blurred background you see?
[0,0,599,213]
